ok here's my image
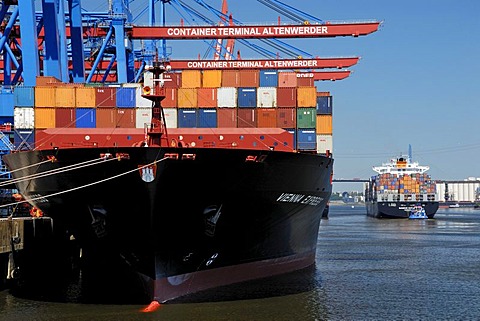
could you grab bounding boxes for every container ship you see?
[2,64,334,303]
[0,0,382,303]
[365,152,439,219]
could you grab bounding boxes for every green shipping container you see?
[296,108,316,129]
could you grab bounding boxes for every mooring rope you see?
[0,157,119,188]
[0,157,168,209]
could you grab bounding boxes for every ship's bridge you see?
[372,156,429,175]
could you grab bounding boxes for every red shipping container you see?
[116,109,136,128]
[163,72,182,88]
[197,88,217,108]
[95,87,116,107]
[96,108,116,128]
[217,108,237,128]
[162,88,178,108]
[239,70,259,87]
[276,107,296,128]
[277,87,297,107]
[55,108,76,128]
[257,108,277,128]
[222,70,240,87]
[296,73,315,87]
[237,108,257,128]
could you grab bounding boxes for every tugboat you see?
[408,204,428,219]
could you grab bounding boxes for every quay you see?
[0,217,55,290]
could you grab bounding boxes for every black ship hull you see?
[3,147,332,303]
[366,201,438,219]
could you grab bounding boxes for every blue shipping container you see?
[14,86,35,107]
[14,129,34,150]
[297,129,316,150]
[316,96,333,115]
[0,92,14,117]
[178,109,197,128]
[0,116,13,125]
[259,70,278,87]
[116,87,136,108]
[237,88,257,108]
[197,109,217,128]
[76,108,96,128]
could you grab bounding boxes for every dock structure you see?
[0,217,53,289]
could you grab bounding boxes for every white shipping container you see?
[316,134,333,154]
[257,87,277,108]
[217,87,237,108]
[163,108,178,128]
[14,107,35,129]
[123,83,151,107]
[135,107,152,129]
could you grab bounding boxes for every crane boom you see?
[131,22,380,39]
[0,58,357,72]
[167,57,359,70]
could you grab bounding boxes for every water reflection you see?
[1,206,480,320]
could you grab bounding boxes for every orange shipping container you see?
[36,76,61,86]
[181,70,202,88]
[316,115,333,134]
[221,70,240,87]
[55,86,76,107]
[278,72,297,87]
[239,70,259,87]
[256,108,277,128]
[177,88,198,108]
[197,88,217,108]
[162,88,178,108]
[35,86,56,107]
[34,107,56,128]
[116,109,136,128]
[202,70,222,88]
[297,87,317,107]
[75,87,96,107]
[96,108,116,128]
[217,108,237,128]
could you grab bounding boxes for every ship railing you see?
[379,193,438,202]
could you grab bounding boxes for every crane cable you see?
[0,157,119,188]
[0,156,169,209]
[178,0,311,59]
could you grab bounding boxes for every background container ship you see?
[0,0,380,303]
[365,148,439,219]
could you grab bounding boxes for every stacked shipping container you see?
[375,173,436,195]
[9,71,334,153]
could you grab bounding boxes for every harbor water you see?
[1,206,479,320]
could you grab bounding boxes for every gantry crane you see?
[0,0,381,86]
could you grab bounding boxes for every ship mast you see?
[141,61,170,147]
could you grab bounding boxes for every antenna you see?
[408,144,412,161]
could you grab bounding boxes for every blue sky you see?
[85,0,480,191]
